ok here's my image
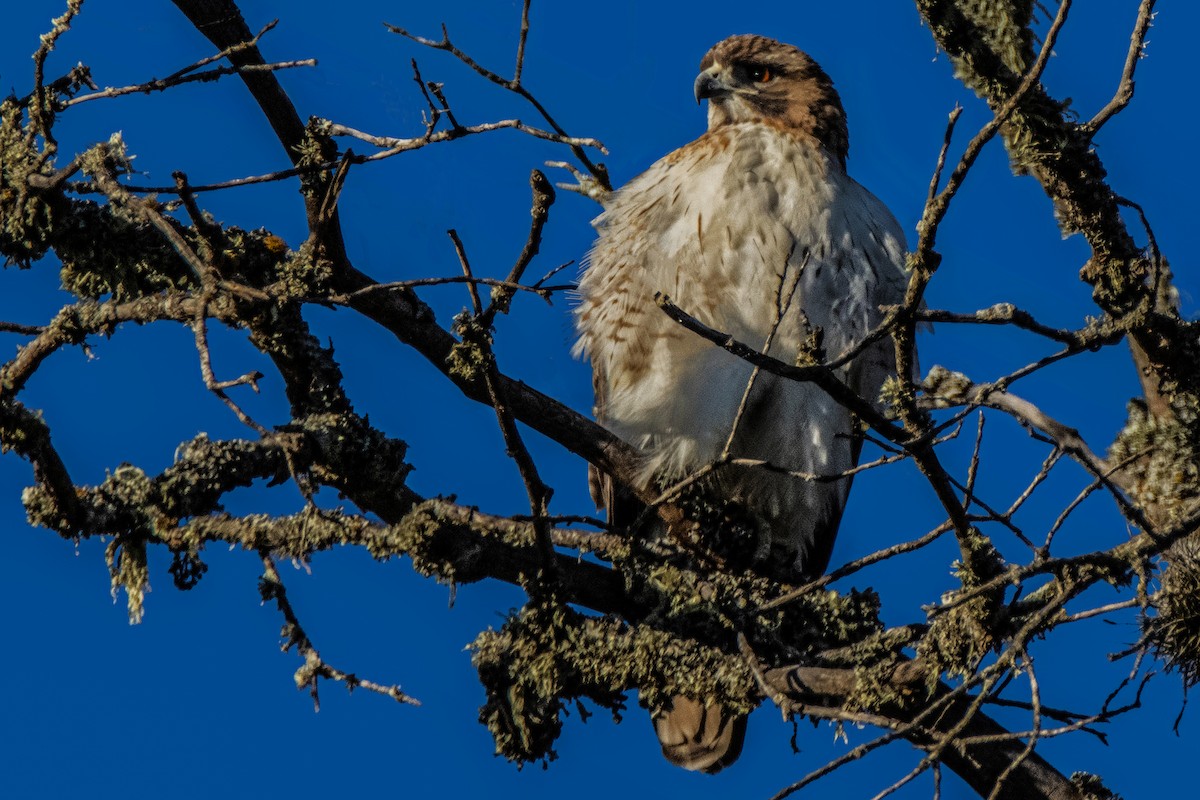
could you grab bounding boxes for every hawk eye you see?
[748,65,772,83]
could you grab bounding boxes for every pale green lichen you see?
[206,226,323,299]
[921,365,973,408]
[621,549,884,665]
[917,599,992,687]
[55,196,195,301]
[1145,537,1200,688]
[105,533,150,624]
[470,603,756,766]
[918,0,1072,185]
[1109,394,1200,684]
[447,312,490,380]
[176,501,518,581]
[89,465,157,624]
[266,239,332,299]
[956,0,1036,75]
[1109,399,1200,525]
[955,524,1006,584]
[878,375,914,420]
[296,411,414,508]
[835,627,923,712]
[915,527,1004,685]
[183,506,385,560]
[1070,771,1123,800]
[156,433,289,521]
[3,124,297,301]
[0,98,67,265]
[78,464,157,535]
[470,531,889,765]
[294,118,339,200]
[918,0,1035,102]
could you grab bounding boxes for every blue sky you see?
[1,1,1195,798]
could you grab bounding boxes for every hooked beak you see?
[694,71,731,104]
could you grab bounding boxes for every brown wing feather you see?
[588,362,641,530]
[587,363,611,510]
[795,422,866,581]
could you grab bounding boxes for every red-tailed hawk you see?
[574,35,908,772]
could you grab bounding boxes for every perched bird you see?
[574,35,908,772]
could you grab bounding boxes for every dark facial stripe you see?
[745,92,789,118]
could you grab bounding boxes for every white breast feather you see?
[575,123,907,577]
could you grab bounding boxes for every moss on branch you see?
[471,603,757,765]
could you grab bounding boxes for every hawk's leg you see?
[706,500,763,572]
[668,480,769,573]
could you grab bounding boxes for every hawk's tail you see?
[651,696,747,773]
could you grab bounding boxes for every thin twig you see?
[447,230,484,314]
[963,412,986,509]
[29,0,85,151]
[58,119,603,198]
[1062,598,1139,624]
[259,552,420,708]
[1002,447,1063,520]
[986,655,1041,800]
[760,521,955,611]
[922,366,1121,493]
[478,169,556,326]
[1041,447,1149,552]
[191,300,269,435]
[655,293,904,443]
[327,119,605,154]
[925,105,963,212]
[513,0,532,85]
[451,236,557,583]
[1084,0,1157,134]
[384,17,611,190]
[331,275,567,304]
[912,304,1096,346]
[0,322,44,336]
[65,59,316,107]
[721,246,805,459]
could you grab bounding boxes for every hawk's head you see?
[695,35,849,167]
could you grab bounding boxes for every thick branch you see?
[168,0,661,520]
[916,0,1193,421]
[921,365,1125,493]
[762,662,1080,800]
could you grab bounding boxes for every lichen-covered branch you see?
[916,0,1197,428]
